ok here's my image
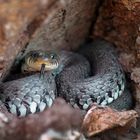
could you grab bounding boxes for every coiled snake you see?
[0,39,133,117]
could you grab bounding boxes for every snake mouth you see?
[21,50,59,73]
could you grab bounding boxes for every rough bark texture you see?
[25,0,99,52]
[93,0,140,52]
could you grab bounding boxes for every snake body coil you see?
[0,40,133,116]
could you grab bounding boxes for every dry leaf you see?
[82,104,138,137]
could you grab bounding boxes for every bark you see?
[93,0,140,53]
[25,0,99,52]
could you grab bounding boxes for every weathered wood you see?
[93,0,140,53]
[25,0,99,52]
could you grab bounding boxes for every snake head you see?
[21,50,59,73]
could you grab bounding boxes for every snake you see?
[0,39,133,117]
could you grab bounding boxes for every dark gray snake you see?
[0,39,133,117]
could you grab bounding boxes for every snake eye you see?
[50,54,55,59]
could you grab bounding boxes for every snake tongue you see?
[40,64,46,79]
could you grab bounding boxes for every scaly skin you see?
[0,39,133,116]
[56,40,133,110]
[0,73,56,116]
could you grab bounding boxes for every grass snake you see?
[0,39,133,117]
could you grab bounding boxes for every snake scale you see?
[0,39,133,117]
